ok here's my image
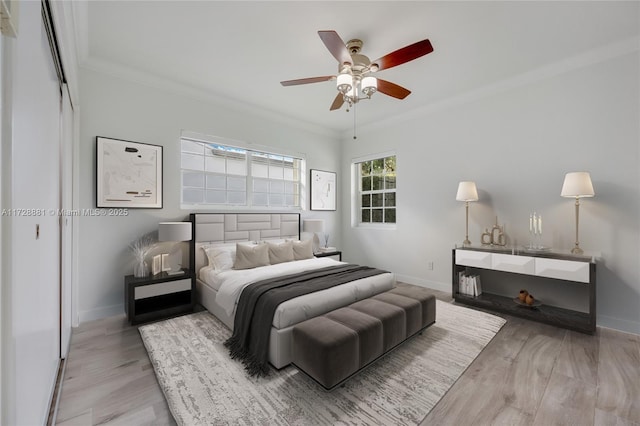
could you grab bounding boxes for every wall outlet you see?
[427,261,434,270]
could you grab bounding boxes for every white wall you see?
[78,69,341,322]
[340,49,640,334]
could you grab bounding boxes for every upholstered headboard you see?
[189,213,301,274]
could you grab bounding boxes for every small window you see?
[356,155,396,224]
[181,136,303,209]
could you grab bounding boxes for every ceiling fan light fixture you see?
[336,73,353,94]
[361,76,377,97]
[346,84,358,103]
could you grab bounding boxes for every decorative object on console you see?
[518,289,528,302]
[455,181,478,247]
[561,172,595,254]
[152,254,162,275]
[481,216,506,246]
[513,289,540,307]
[513,296,541,308]
[310,169,337,211]
[528,211,545,250]
[96,136,163,209]
[129,232,156,278]
[158,222,192,275]
[303,219,325,252]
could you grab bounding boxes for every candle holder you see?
[528,211,543,250]
[528,212,535,249]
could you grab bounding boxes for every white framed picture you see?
[161,254,171,272]
[310,169,336,211]
[152,255,162,276]
[96,136,163,208]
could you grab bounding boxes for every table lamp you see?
[456,181,478,247]
[561,172,594,254]
[158,222,192,275]
[303,219,324,253]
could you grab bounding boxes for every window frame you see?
[180,132,306,211]
[352,151,397,228]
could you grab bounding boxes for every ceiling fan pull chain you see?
[353,102,357,139]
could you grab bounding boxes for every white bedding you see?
[204,257,344,317]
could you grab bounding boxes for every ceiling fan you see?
[280,30,434,111]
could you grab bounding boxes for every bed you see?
[189,213,396,369]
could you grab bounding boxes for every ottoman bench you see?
[291,286,436,390]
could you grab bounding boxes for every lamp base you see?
[462,239,472,247]
[571,246,584,255]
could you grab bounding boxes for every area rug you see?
[140,300,506,425]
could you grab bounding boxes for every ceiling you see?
[74,1,639,135]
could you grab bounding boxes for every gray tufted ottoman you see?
[291,286,436,389]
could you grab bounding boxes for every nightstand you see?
[125,269,194,325]
[314,250,342,261]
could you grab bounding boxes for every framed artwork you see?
[152,255,162,276]
[310,169,337,211]
[96,136,163,208]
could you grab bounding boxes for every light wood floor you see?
[56,287,640,426]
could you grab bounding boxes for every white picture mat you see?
[310,169,336,211]
[96,136,163,208]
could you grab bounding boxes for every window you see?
[357,155,396,224]
[180,135,303,209]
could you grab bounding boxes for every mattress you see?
[198,257,395,330]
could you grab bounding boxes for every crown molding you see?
[345,36,640,141]
[80,57,340,140]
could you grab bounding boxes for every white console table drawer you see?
[491,253,535,275]
[455,249,492,269]
[535,258,590,283]
[135,278,191,299]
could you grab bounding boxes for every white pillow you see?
[233,243,270,270]
[203,245,235,272]
[267,241,294,265]
[288,239,314,260]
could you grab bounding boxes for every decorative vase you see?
[134,259,149,278]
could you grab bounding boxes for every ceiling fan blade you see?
[372,39,433,71]
[280,76,334,86]
[318,30,352,66]
[377,79,411,99]
[330,93,345,111]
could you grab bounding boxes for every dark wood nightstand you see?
[314,250,342,261]
[125,269,194,325]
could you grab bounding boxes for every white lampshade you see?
[361,76,377,96]
[561,172,595,198]
[456,181,479,202]
[158,222,192,242]
[336,73,352,93]
[303,219,324,233]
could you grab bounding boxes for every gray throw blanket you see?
[224,264,388,377]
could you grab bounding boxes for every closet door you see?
[9,1,62,423]
[60,86,73,357]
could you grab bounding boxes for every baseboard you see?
[598,314,640,336]
[78,304,123,324]
[394,274,451,293]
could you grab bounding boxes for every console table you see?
[452,247,596,334]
